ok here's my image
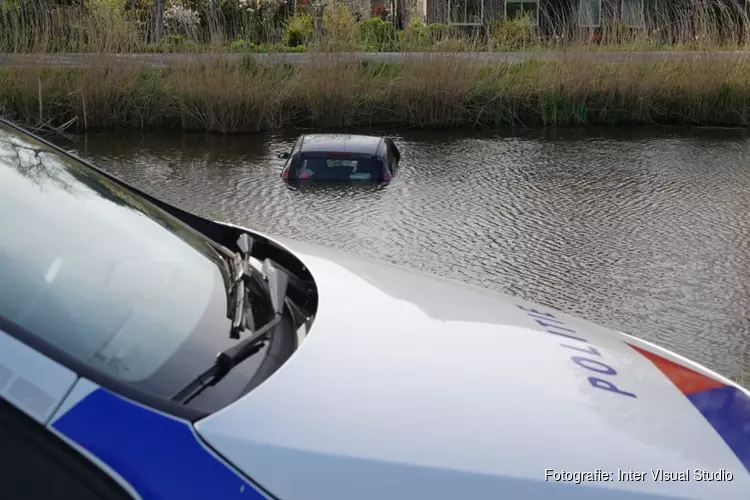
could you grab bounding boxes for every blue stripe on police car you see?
[52,386,268,500]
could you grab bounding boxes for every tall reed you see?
[3,54,750,133]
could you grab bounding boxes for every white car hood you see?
[196,236,750,500]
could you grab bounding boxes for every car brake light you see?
[384,171,392,182]
[328,152,350,156]
[299,171,311,180]
[281,167,289,179]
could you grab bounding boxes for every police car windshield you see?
[0,125,236,403]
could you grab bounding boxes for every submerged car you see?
[279,134,400,183]
[0,118,749,500]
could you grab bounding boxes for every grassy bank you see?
[2,56,750,133]
[4,3,750,133]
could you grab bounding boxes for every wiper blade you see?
[199,236,250,334]
[171,256,290,406]
[229,278,252,339]
[171,312,282,405]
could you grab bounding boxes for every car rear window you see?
[297,157,383,181]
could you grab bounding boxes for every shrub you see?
[87,0,127,13]
[249,42,268,52]
[489,11,535,49]
[284,12,314,47]
[128,0,155,9]
[286,43,306,52]
[401,21,457,49]
[321,2,359,48]
[427,23,454,42]
[163,3,201,37]
[229,38,253,51]
[433,38,468,51]
[124,5,150,41]
[401,18,429,48]
[359,17,395,51]
[252,0,288,43]
[159,33,199,51]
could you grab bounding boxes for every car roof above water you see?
[299,134,383,155]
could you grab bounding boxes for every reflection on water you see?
[58,127,750,380]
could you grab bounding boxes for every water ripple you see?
[64,128,750,381]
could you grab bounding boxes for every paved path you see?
[0,51,747,68]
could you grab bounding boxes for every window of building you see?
[449,0,483,25]
[577,0,601,27]
[621,0,644,27]
[505,0,539,25]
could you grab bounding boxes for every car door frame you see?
[376,139,394,177]
[282,137,304,180]
[384,138,400,172]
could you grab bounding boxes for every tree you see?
[394,0,408,31]
[150,0,165,42]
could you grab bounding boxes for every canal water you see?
[58,127,750,381]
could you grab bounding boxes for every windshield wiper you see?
[229,233,260,339]
[171,253,290,405]
[198,232,263,339]
[206,232,285,340]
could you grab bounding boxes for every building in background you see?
[424,0,749,40]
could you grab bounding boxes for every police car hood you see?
[195,236,750,500]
